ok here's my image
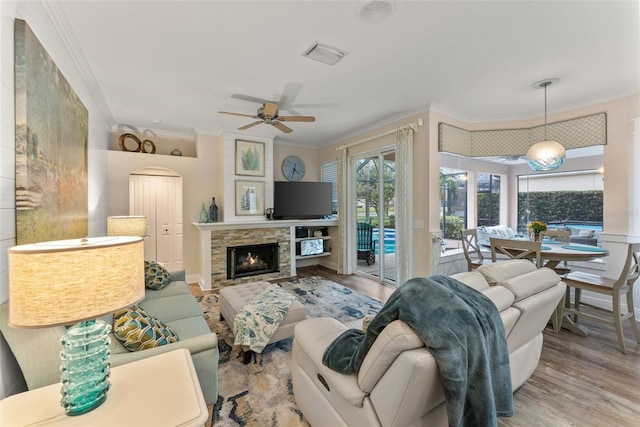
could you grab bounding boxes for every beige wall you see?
[273,144,320,181]
[107,133,224,277]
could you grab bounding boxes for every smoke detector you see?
[357,0,396,23]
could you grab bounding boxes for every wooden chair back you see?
[543,229,571,243]
[356,222,376,265]
[490,237,542,268]
[542,229,572,274]
[562,242,640,353]
[460,228,486,271]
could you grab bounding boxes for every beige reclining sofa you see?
[291,260,566,427]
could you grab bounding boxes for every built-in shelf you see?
[109,131,197,157]
[296,252,331,260]
[295,229,332,260]
[295,236,331,243]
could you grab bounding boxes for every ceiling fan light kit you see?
[526,78,566,172]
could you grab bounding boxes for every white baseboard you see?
[186,273,206,291]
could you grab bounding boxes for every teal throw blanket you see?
[322,275,513,427]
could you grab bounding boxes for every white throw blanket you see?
[233,284,297,353]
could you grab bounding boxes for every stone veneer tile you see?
[210,227,291,291]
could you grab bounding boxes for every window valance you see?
[439,112,606,157]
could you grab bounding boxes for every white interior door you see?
[129,175,156,260]
[129,173,183,271]
[155,176,183,270]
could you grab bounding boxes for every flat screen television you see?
[273,181,332,220]
[300,238,324,256]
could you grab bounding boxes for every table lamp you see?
[8,236,145,416]
[107,215,147,237]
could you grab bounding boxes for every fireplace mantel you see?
[193,219,337,231]
[193,219,338,290]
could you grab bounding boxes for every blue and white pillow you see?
[144,260,171,290]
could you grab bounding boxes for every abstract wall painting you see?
[14,19,89,244]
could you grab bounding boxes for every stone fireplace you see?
[208,225,291,290]
[227,242,279,279]
[193,219,337,291]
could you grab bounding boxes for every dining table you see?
[483,238,609,337]
[536,240,609,269]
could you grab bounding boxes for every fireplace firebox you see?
[227,243,280,279]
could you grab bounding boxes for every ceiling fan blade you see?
[230,93,270,104]
[272,121,293,133]
[278,115,316,122]
[238,121,263,130]
[278,82,304,108]
[263,102,278,117]
[219,111,258,119]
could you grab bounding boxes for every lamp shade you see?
[526,140,566,171]
[107,215,147,237]
[8,236,145,328]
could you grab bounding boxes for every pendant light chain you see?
[544,82,548,140]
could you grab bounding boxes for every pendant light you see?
[526,78,565,171]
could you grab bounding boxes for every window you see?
[477,173,500,227]
[440,168,467,240]
[518,170,603,233]
[321,161,338,215]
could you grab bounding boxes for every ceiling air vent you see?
[302,42,347,66]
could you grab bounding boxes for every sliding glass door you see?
[354,150,396,284]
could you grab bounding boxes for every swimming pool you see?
[372,228,396,254]
[548,222,603,231]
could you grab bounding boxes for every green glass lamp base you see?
[60,319,112,416]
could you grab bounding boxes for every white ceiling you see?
[58,0,639,148]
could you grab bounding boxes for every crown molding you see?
[42,1,114,126]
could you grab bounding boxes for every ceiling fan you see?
[218,101,316,134]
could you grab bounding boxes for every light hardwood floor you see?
[297,265,640,426]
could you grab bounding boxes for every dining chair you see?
[542,229,571,243]
[356,222,376,266]
[460,228,493,271]
[542,229,572,275]
[562,242,640,353]
[489,237,542,268]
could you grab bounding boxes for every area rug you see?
[197,276,384,427]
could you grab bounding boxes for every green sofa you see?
[0,270,219,405]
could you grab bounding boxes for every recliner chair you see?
[291,260,566,427]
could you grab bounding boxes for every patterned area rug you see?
[198,276,384,427]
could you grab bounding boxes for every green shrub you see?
[518,190,603,231]
[441,215,464,239]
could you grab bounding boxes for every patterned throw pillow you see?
[112,305,179,352]
[144,260,171,290]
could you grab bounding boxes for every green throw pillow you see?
[112,305,179,352]
[144,260,171,290]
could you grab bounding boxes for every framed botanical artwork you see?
[235,180,265,216]
[235,139,265,176]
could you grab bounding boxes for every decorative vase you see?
[532,232,542,242]
[199,202,208,223]
[208,197,218,222]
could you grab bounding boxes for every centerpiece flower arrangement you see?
[527,220,547,241]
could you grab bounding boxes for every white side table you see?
[0,349,208,426]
